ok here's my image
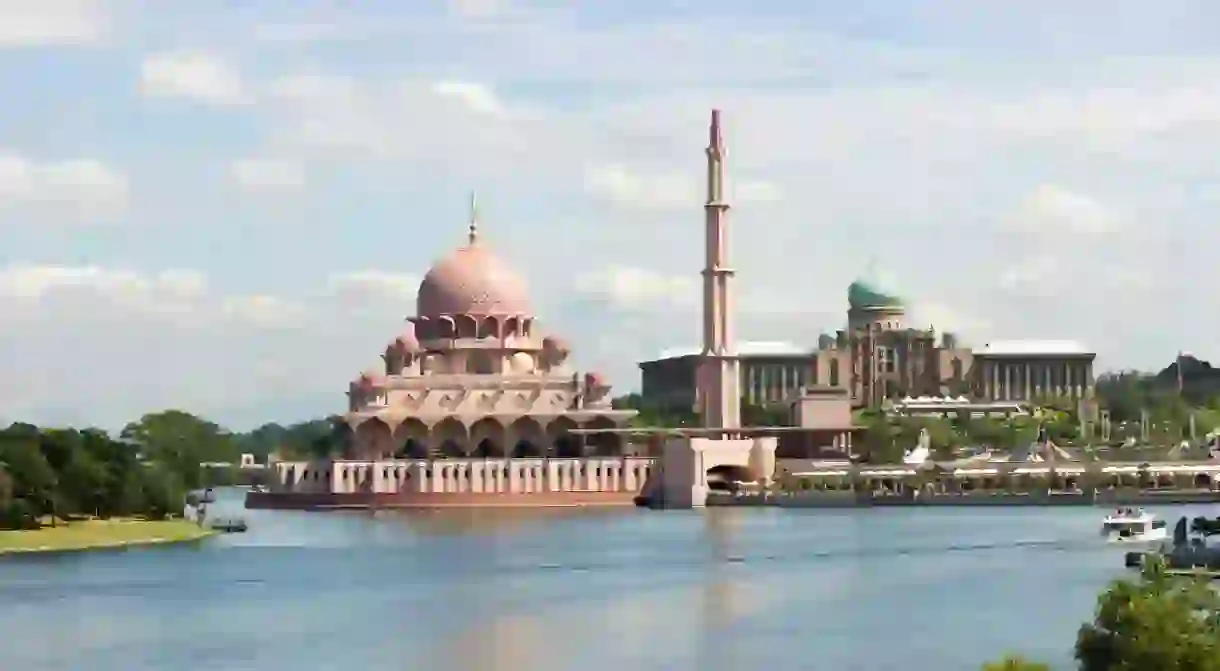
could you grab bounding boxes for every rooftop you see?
[974,340,1093,356]
[644,340,810,363]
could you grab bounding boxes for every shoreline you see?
[0,519,217,556]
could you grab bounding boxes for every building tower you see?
[697,109,741,432]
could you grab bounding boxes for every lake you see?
[1,491,1209,671]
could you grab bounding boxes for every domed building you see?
[345,222,637,459]
[250,210,649,509]
[815,278,1095,408]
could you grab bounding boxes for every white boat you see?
[1101,508,1168,543]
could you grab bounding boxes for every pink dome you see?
[584,371,607,389]
[416,244,531,317]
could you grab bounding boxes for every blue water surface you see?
[1,490,1207,671]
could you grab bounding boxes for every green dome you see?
[848,280,903,310]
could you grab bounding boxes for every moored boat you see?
[1102,507,1168,543]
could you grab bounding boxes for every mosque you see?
[248,108,768,509]
[247,204,656,508]
[342,205,638,461]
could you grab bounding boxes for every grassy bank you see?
[0,518,215,555]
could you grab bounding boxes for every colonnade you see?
[979,359,1093,401]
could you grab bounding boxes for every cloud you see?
[0,264,203,304]
[12,1,1220,428]
[431,80,508,117]
[221,294,304,327]
[0,152,128,222]
[1009,184,1120,235]
[327,270,421,303]
[582,164,693,210]
[0,0,106,47]
[574,265,697,310]
[229,158,306,190]
[447,0,517,21]
[139,52,246,105]
[584,163,783,210]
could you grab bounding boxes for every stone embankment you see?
[709,489,1220,508]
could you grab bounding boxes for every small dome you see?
[542,335,569,353]
[509,351,535,373]
[584,371,607,389]
[416,243,531,318]
[355,370,382,389]
[848,280,903,310]
[395,325,420,353]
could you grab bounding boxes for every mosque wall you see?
[260,456,657,504]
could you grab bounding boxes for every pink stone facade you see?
[260,200,643,507]
[267,456,655,496]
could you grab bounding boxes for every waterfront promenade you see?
[0,488,1214,670]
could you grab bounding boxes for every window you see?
[829,359,840,386]
[876,347,896,374]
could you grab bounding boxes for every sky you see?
[1,0,1219,431]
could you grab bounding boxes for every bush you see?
[0,498,40,530]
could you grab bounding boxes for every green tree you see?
[1074,555,1220,671]
[0,434,57,518]
[58,448,109,517]
[980,655,1050,671]
[138,463,185,520]
[121,410,236,489]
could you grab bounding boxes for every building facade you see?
[639,280,1096,412]
[639,341,814,413]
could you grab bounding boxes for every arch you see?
[548,416,583,458]
[393,418,429,458]
[584,416,621,456]
[479,316,500,339]
[431,417,468,457]
[469,417,506,457]
[455,314,478,339]
[437,316,456,339]
[1195,473,1214,489]
[509,417,546,457]
[467,350,497,374]
[706,464,754,492]
[354,418,393,459]
[504,317,520,338]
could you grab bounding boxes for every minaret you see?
[698,109,741,431]
[467,191,479,245]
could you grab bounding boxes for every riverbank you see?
[0,518,215,555]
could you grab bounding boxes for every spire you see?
[709,108,723,152]
[467,191,479,245]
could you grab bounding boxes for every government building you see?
[638,280,1096,413]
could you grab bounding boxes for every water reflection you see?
[386,506,638,537]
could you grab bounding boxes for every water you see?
[1,491,1212,671]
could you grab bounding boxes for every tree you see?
[121,410,236,489]
[980,655,1050,671]
[1074,555,1220,671]
[0,435,57,518]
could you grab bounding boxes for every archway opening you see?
[474,439,500,458]
[554,434,582,458]
[706,464,755,492]
[512,440,542,458]
[437,439,464,458]
[396,438,428,459]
